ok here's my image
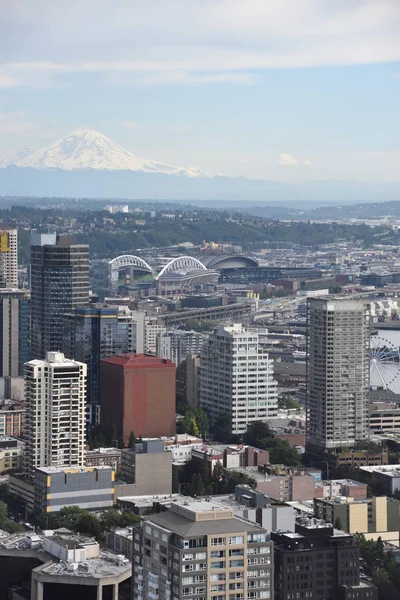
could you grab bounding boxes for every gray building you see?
[132,499,274,600]
[63,304,137,423]
[34,465,114,512]
[119,439,172,496]
[30,233,89,359]
[306,297,370,452]
[157,329,207,365]
[0,288,30,377]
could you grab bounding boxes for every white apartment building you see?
[129,311,166,354]
[156,329,208,365]
[306,297,370,451]
[0,225,18,288]
[200,324,278,435]
[24,352,87,476]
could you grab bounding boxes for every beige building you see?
[132,499,274,600]
[24,352,87,476]
[0,437,22,473]
[314,496,400,546]
[116,439,172,499]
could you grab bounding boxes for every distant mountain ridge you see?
[0,128,207,177]
[1,129,400,202]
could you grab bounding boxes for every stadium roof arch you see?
[155,256,208,280]
[205,255,259,270]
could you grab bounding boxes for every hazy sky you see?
[1,0,400,182]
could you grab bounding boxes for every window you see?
[211,537,226,546]
[229,536,244,545]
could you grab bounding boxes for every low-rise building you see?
[0,529,131,600]
[0,399,25,437]
[369,401,400,432]
[272,518,377,600]
[0,437,23,473]
[314,478,368,500]
[118,439,172,497]
[360,464,400,496]
[132,499,274,600]
[84,447,122,472]
[333,448,388,468]
[192,444,270,475]
[314,496,400,546]
[212,484,296,533]
[34,466,115,513]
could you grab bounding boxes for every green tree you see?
[212,461,223,494]
[213,413,233,443]
[100,509,123,531]
[172,466,180,493]
[117,437,125,449]
[128,431,136,448]
[0,502,7,528]
[111,424,118,446]
[194,473,205,497]
[334,517,343,530]
[189,417,200,438]
[77,513,101,538]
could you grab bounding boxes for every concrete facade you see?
[34,466,115,512]
[24,352,87,476]
[132,499,274,600]
[200,324,278,435]
[118,440,172,497]
[306,297,370,451]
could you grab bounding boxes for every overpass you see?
[160,302,253,327]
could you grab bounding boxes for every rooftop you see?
[0,529,131,579]
[360,464,400,476]
[145,500,265,537]
[101,353,175,368]
[36,465,113,474]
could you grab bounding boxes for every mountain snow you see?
[0,129,208,178]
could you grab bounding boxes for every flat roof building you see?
[132,499,274,600]
[100,354,176,444]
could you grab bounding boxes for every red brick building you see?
[100,354,176,444]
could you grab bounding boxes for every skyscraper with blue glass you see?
[63,304,137,423]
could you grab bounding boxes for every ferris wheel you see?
[370,333,400,391]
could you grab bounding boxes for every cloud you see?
[1,1,400,87]
[278,153,311,167]
[0,112,54,137]
[0,75,18,88]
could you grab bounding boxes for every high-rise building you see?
[306,297,370,453]
[272,518,377,600]
[24,351,86,476]
[30,233,89,359]
[0,225,18,289]
[63,304,137,423]
[132,499,274,600]
[200,324,278,435]
[100,354,176,444]
[0,288,30,377]
[156,329,208,365]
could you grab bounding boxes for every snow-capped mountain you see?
[0,128,207,177]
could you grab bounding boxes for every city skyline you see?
[1,1,400,184]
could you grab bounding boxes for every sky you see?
[1,0,400,183]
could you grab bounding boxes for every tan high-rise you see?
[24,352,86,476]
